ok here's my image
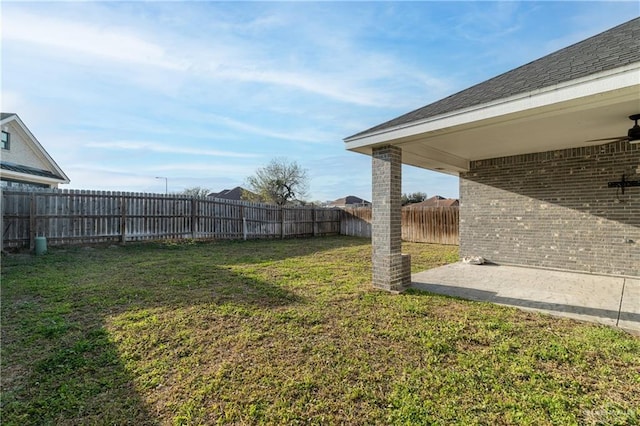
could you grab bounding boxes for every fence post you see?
[0,187,4,253]
[243,217,247,240]
[191,197,197,239]
[312,207,317,237]
[29,192,36,251]
[280,206,285,239]
[120,195,127,244]
[240,205,246,240]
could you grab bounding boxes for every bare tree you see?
[179,187,211,198]
[245,158,309,205]
[402,192,428,206]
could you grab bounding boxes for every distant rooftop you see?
[208,186,253,201]
[329,195,371,206]
[406,196,459,208]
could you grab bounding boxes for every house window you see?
[1,131,9,150]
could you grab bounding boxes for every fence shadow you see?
[1,275,161,424]
[1,238,320,424]
[109,234,369,268]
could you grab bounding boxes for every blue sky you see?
[2,1,638,201]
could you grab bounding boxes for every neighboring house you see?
[329,195,371,208]
[208,186,254,201]
[407,195,459,208]
[345,18,640,291]
[1,113,70,189]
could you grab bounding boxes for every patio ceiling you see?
[344,65,640,175]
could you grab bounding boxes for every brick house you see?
[345,18,640,291]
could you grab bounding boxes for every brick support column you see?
[372,145,411,292]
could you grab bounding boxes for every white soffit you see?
[0,169,63,186]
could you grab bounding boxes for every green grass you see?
[1,236,638,425]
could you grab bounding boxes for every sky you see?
[2,1,638,202]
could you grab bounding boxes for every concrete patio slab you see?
[411,263,639,335]
[618,278,640,333]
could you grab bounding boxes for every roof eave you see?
[1,169,69,186]
[344,64,640,174]
[345,63,640,147]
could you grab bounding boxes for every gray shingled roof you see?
[330,195,371,206]
[349,17,640,139]
[1,112,17,121]
[208,186,254,200]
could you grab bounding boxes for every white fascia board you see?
[0,169,66,186]
[345,63,640,150]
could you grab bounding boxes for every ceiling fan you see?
[587,114,640,144]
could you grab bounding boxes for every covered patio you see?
[412,263,640,334]
[344,19,639,311]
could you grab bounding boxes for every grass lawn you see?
[1,236,639,425]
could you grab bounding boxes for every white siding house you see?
[1,113,70,189]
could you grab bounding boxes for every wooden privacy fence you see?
[341,206,459,245]
[402,206,459,245]
[1,189,342,249]
[1,189,459,249]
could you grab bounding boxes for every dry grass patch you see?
[2,236,638,425]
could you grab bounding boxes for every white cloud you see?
[85,141,260,158]
[0,91,67,129]
[68,162,255,177]
[64,168,165,193]
[64,162,256,192]
[215,68,387,108]
[204,114,337,144]
[149,163,256,177]
[2,6,449,110]
[3,11,186,71]
[452,2,523,43]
